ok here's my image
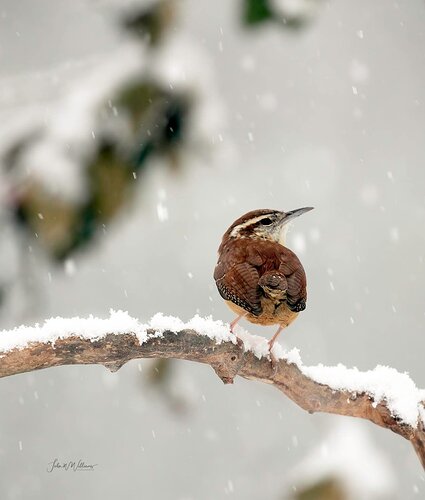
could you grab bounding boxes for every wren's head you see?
[223,207,313,246]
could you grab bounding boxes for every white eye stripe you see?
[230,214,275,237]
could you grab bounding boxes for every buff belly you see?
[225,298,298,327]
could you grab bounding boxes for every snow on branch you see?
[1,310,425,469]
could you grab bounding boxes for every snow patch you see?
[237,329,270,359]
[302,364,422,426]
[0,312,423,427]
[0,311,235,355]
[0,309,147,352]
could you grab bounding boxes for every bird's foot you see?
[229,314,245,335]
[229,318,244,348]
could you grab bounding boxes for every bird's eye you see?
[261,218,273,226]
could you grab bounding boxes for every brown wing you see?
[277,247,307,312]
[246,239,307,312]
[215,262,262,316]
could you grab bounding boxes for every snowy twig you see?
[1,311,425,470]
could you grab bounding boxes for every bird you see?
[214,207,313,357]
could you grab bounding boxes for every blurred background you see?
[0,0,424,498]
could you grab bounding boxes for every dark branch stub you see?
[211,349,245,384]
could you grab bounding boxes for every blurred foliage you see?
[117,81,189,167]
[243,0,322,30]
[143,359,190,414]
[244,0,273,25]
[6,1,191,261]
[293,477,346,500]
[14,87,190,260]
[147,358,172,386]
[15,185,81,260]
[122,0,175,45]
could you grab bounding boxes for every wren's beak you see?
[281,207,314,226]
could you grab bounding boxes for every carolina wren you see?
[214,207,313,352]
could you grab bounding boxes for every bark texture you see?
[1,328,424,469]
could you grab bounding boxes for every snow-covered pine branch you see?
[1,310,425,469]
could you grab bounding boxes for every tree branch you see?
[1,319,424,470]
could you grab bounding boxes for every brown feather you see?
[214,237,307,324]
[216,262,261,316]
